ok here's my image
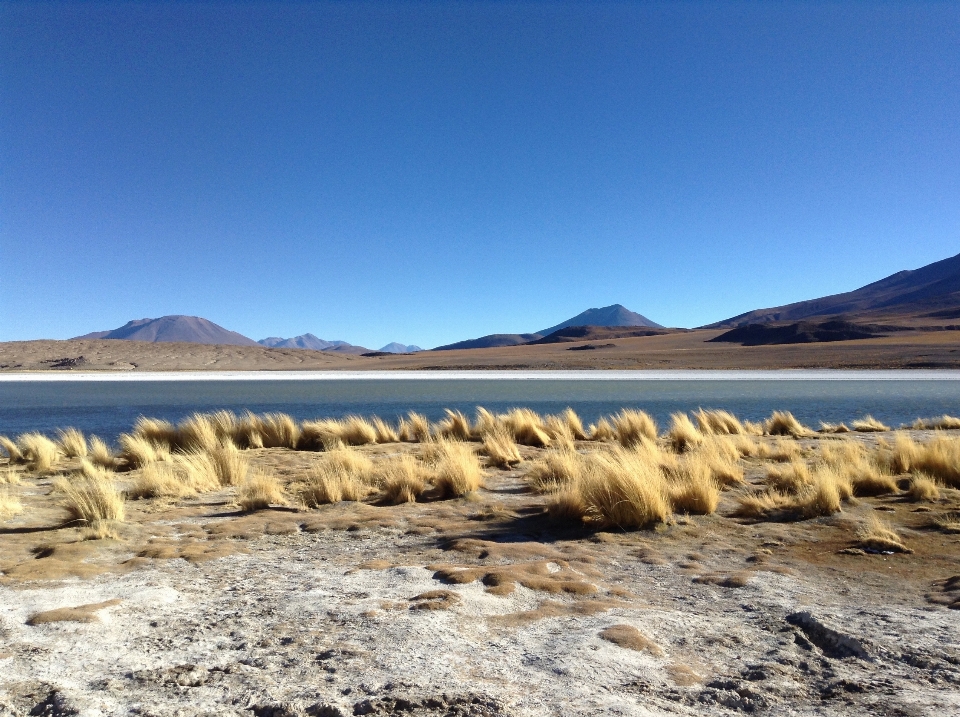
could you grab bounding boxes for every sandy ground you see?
[1,435,960,716]
[3,330,960,372]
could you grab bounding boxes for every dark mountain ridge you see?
[707,252,960,328]
[73,316,258,347]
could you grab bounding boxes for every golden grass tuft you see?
[482,429,522,468]
[0,486,23,518]
[88,436,115,469]
[756,438,802,462]
[851,415,891,433]
[885,433,960,486]
[527,447,584,493]
[205,444,249,486]
[429,439,484,497]
[764,411,812,437]
[665,412,702,453]
[612,409,658,448]
[54,473,125,528]
[237,469,286,511]
[906,474,940,502]
[18,433,59,472]
[129,462,194,499]
[0,435,23,462]
[371,417,399,444]
[173,453,222,493]
[177,413,222,452]
[119,433,166,468]
[502,408,552,448]
[261,412,301,449]
[667,459,720,515]
[0,468,21,485]
[765,460,811,493]
[909,415,960,430]
[473,407,498,437]
[819,422,851,434]
[435,409,474,441]
[78,458,115,482]
[549,448,671,528]
[693,408,744,435]
[736,464,848,520]
[132,417,179,449]
[588,417,616,441]
[57,427,88,458]
[377,454,429,504]
[297,447,376,506]
[856,514,910,553]
[933,512,960,534]
[561,407,588,440]
[400,412,432,442]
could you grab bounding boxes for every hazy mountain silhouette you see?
[707,252,960,328]
[73,315,258,346]
[378,342,423,353]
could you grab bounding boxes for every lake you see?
[2,370,960,441]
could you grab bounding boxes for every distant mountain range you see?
[434,304,662,350]
[73,317,417,354]
[707,251,960,328]
[75,316,258,346]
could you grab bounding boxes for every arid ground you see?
[3,329,960,372]
[1,409,959,716]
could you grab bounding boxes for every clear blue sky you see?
[2,1,958,349]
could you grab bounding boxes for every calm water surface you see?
[2,371,960,441]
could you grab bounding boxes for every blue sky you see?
[2,1,958,349]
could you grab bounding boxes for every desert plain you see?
[0,408,959,716]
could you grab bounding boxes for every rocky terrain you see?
[1,416,959,716]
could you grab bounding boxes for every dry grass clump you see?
[856,514,911,553]
[78,458,115,482]
[527,447,584,493]
[255,413,300,449]
[694,409,744,436]
[371,417,399,443]
[177,413,223,452]
[57,428,88,458]
[428,439,484,497]
[172,453,222,493]
[473,407,498,437]
[667,458,721,515]
[0,468,20,485]
[819,422,851,434]
[299,416,378,450]
[482,429,522,468]
[548,448,671,528]
[851,415,891,433]
[820,441,898,496]
[237,469,286,511]
[885,433,960,486]
[909,415,960,430]
[54,473,125,529]
[906,474,940,502]
[560,407,588,440]
[132,417,179,449]
[0,435,23,462]
[129,462,194,499]
[501,408,552,448]
[435,409,473,441]
[756,438,802,462]
[119,433,169,468]
[933,512,960,534]
[665,412,702,453]
[87,436,115,469]
[205,444,249,486]
[0,486,23,518]
[737,464,849,520]
[400,412,432,443]
[765,460,811,493]
[588,417,616,441]
[297,448,375,506]
[337,416,379,446]
[692,437,745,486]
[298,420,343,451]
[612,409,658,448]
[377,454,429,504]
[764,411,812,437]
[18,433,59,472]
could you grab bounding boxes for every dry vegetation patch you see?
[598,624,663,655]
[26,599,123,626]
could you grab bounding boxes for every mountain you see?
[707,252,960,328]
[528,325,671,344]
[378,342,423,354]
[258,334,353,351]
[73,316,258,346]
[433,334,543,351]
[537,304,663,335]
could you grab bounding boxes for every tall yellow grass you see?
[589,417,616,441]
[435,409,473,441]
[851,415,890,432]
[764,411,812,437]
[119,433,167,468]
[377,454,428,504]
[129,462,194,499]
[371,417,399,443]
[0,435,23,462]
[0,486,23,518]
[885,433,960,486]
[482,429,522,468]
[237,469,286,511]
[737,463,849,520]
[612,409,658,448]
[297,447,375,506]
[909,415,960,430]
[402,412,432,442]
[694,409,744,435]
[428,439,484,497]
[906,474,940,502]
[54,473,125,529]
[57,428,88,458]
[88,436,115,469]
[173,453,223,493]
[502,408,552,447]
[666,413,702,453]
[820,441,897,496]
[527,447,584,493]
[18,433,59,472]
